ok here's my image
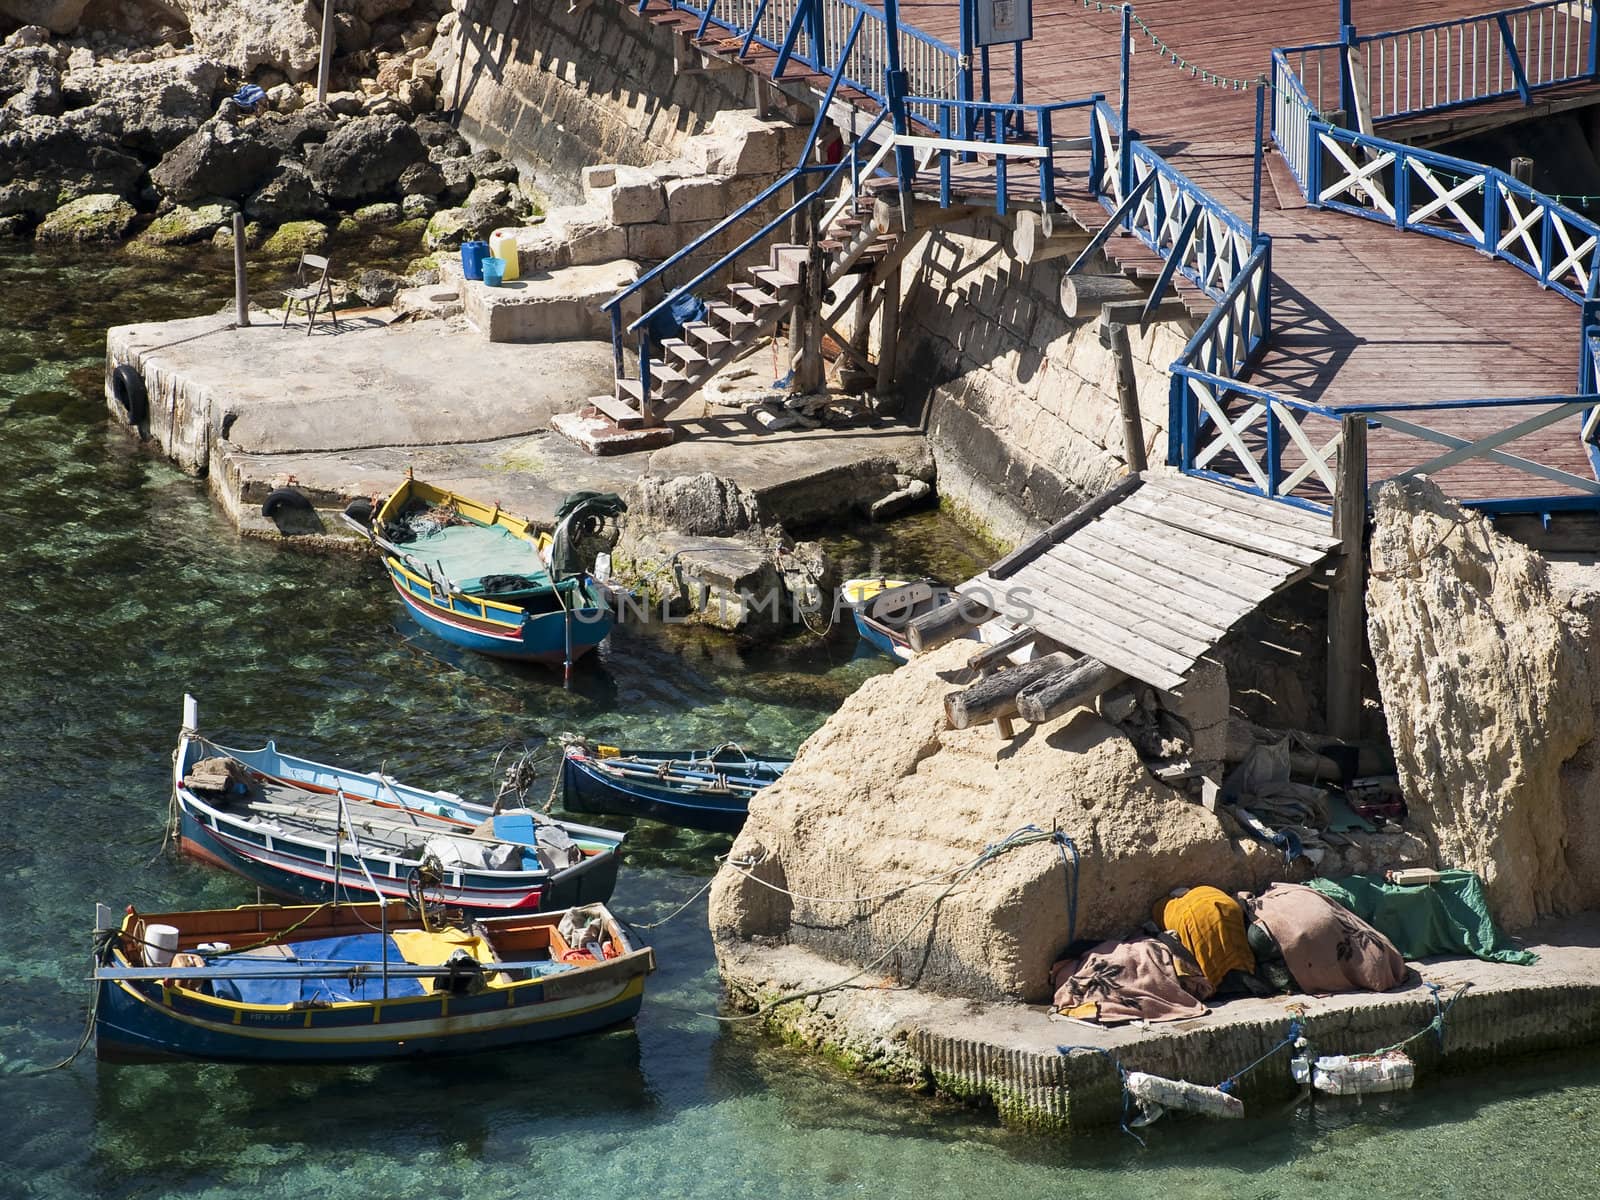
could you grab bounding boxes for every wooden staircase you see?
[597,199,904,428]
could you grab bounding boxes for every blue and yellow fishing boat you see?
[93,899,653,1063]
[174,696,624,916]
[350,475,624,667]
[839,578,954,663]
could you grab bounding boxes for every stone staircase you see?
[591,197,904,429]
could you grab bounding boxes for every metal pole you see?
[317,0,335,106]
[232,213,250,326]
[1119,4,1133,205]
[1251,79,1265,238]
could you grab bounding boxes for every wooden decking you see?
[961,472,1340,691]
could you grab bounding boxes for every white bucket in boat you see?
[143,923,180,967]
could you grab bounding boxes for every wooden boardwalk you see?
[894,0,1599,502]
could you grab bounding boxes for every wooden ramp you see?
[959,473,1341,692]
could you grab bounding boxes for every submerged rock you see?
[258,217,327,257]
[1366,476,1600,928]
[36,191,135,241]
[710,640,1277,1003]
[137,199,237,246]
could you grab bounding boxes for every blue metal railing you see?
[902,95,1100,216]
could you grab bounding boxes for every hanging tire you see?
[262,487,314,519]
[111,364,148,426]
[344,497,374,527]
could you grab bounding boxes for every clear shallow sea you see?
[2,241,1598,1199]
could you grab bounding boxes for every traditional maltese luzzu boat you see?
[93,899,653,1063]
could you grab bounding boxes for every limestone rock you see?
[710,640,1277,1002]
[415,112,469,157]
[684,110,789,177]
[243,160,327,223]
[398,158,444,196]
[137,199,236,245]
[1365,476,1599,927]
[0,0,89,34]
[635,472,761,537]
[305,112,425,203]
[434,154,472,201]
[35,191,135,240]
[351,267,404,306]
[0,42,62,116]
[400,192,436,220]
[173,0,321,79]
[151,115,280,202]
[59,54,226,155]
[464,147,517,184]
[352,200,401,224]
[0,112,144,217]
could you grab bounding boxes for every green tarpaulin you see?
[1307,870,1537,966]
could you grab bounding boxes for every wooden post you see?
[232,213,250,326]
[1011,211,1092,265]
[1101,318,1147,472]
[1060,273,1147,318]
[1511,156,1535,185]
[1327,414,1367,742]
[316,0,335,107]
[875,264,901,393]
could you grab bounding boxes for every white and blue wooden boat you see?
[174,697,624,917]
[350,475,619,667]
[560,743,790,833]
[840,578,954,662]
[93,899,653,1064]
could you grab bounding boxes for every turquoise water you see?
[2,242,1599,1198]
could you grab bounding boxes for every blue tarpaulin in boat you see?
[208,934,429,1005]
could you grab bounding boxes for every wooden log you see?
[1326,414,1367,742]
[1012,210,1091,265]
[967,627,1038,673]
[907,597,999,653]
[1015,657,1127,725]
[945,652,1074,729]
[1060,273,1147,318]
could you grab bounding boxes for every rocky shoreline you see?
[1,1,534,290]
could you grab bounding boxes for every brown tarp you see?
[1247,882,1408,994]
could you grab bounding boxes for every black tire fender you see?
[262,487,314,519]
[111,364,149,426]
[344,497,374,527]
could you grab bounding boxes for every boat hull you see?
[389,565,613,663]
[177,806,621,916]
[851,611,912,662]
[96,972,645,1064]
[561,752,783,834]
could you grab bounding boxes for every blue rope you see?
[1215,1019,1303,1094]
[1058,1044,1145,1145]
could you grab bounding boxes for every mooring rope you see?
[1056,1044,1146,1145]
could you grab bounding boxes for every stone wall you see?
[887,219,1195,545]
[438,0,764,199]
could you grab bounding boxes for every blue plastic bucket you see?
[460,240,489,280]
[482,256,506,287]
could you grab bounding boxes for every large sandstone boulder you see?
[0,0,90,34]
[151,115,280,202]
[305,112,424,202]
[1365,476,1600,927]
[710,640,1278,1003]
[173,0,322,79]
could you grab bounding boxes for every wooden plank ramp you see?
[960,473,1339,692]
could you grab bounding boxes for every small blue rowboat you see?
[840,578,954,663]
[174,696,625,917]
[561,744,790,833]
[93,899,654,1064]
[351,475,623,667]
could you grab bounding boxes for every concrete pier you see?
[104,306,930,557]
[717,915,1600,1132]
